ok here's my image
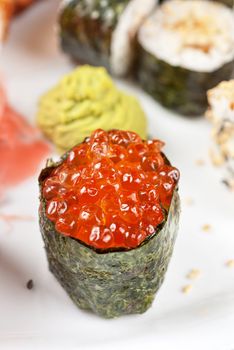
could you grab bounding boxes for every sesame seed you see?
[196,159,205,166]
[226,260,234,268]
[202,224,212,232]
[223,179,234,192]
[26,279,34,290]
[182,285,193,294]
[184,197,194,206]
[186,269,201,280]
[209,149,224,167]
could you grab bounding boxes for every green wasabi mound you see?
[37,66,147,153]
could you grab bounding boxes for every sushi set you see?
[60,0,234,116]
[0,0,234,347]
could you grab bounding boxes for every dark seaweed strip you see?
[136,44,234,116]
[214,0,233,6]
[40,192,180,318]
[159,0,233,6]
[39,158,180,319]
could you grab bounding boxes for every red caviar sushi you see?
[39,129,180,318]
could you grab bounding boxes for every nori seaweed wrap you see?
[214,0,233,6]
[159,0,234,8]
[136,0,234,116]
[39,129,180,318]
[59,0,157,76]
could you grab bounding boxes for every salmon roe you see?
[42,129,179,249]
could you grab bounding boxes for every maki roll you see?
[206,80,234,189]
[59,0,157,76]
[37,65,147,153]
[39,129,180,318]
[137,0,234,116]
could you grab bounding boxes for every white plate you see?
[0,1,234,349]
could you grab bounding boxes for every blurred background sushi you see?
[59,0,234,117]
[136,0,234,116]
[59,0,157,76]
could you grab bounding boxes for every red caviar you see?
[42,129,179,249]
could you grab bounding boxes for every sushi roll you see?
[206,80,234,189]
[39,129,180,318]
[37,65,147,153]
[59,0,157,76]
[137,0,234,116]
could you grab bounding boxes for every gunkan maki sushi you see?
[137,0,234,116]
[39,129,180,318]
[59,0,157,76]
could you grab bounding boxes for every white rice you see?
[138,0,234,72]
[206,81,234,180]
[207,80,234,124]
[110,0,157,76]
